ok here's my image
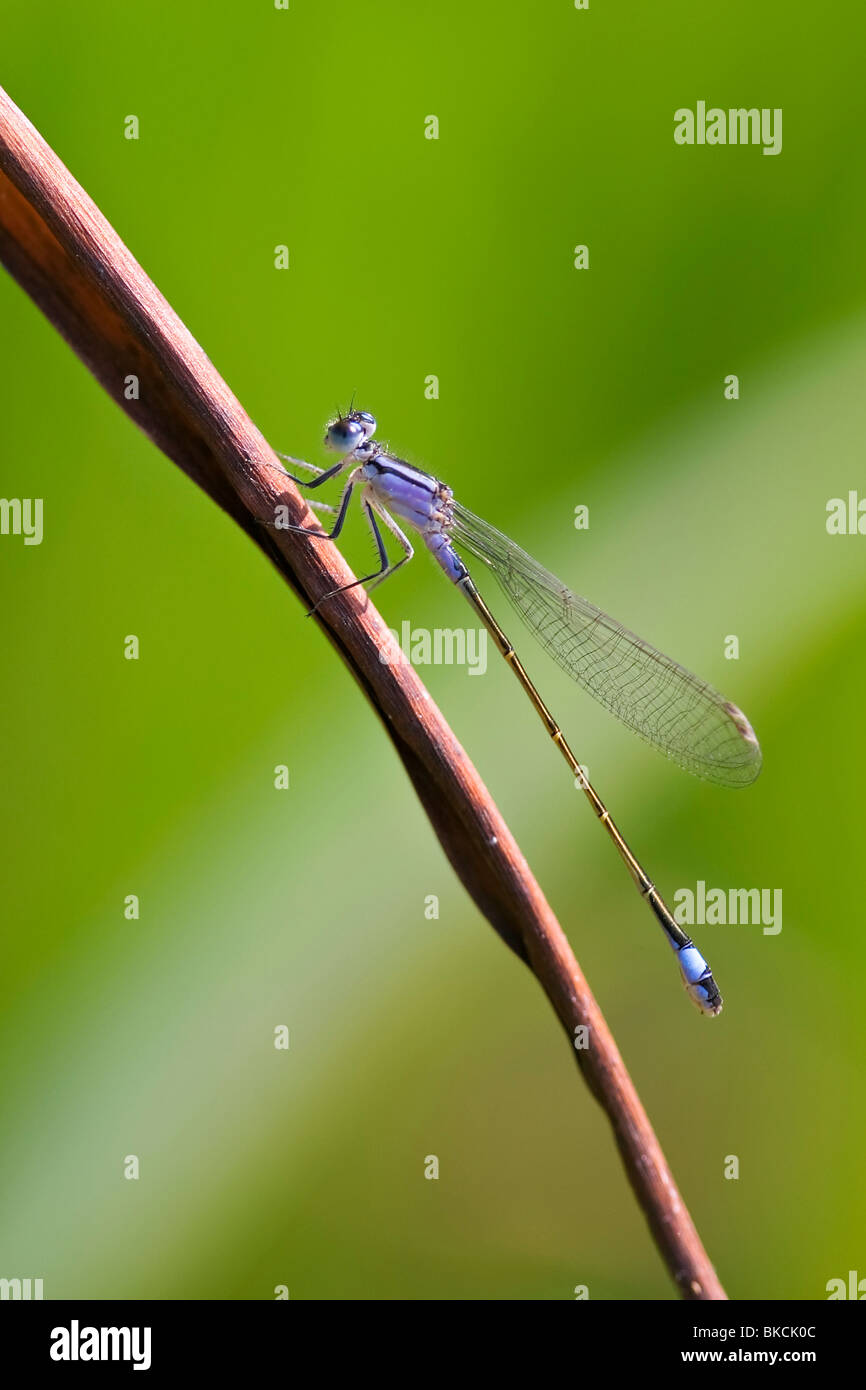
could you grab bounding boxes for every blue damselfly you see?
[270,411,762,1015]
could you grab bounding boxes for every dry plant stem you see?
[0,85,726,1301]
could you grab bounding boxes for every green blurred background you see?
[2,1,864,1300]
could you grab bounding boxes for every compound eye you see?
[357,411,376,431]
[325,418,364,453]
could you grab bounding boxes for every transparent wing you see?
[451,503,761,787]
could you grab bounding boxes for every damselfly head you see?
[325,409,377,455]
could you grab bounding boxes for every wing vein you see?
[450,503,761,787]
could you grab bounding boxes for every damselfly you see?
[270,410,762,1015]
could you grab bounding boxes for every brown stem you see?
[0,85,726,1300]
